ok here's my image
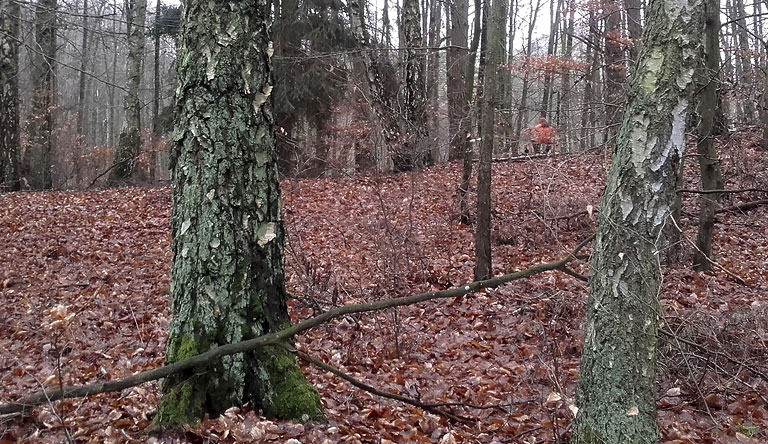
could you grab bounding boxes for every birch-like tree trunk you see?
[572,0,704,440]
[109,0,147,184]
[25,0,57,190]
[154,0,323,427]
[0,0,20,191]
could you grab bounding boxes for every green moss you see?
[154,333,207,428]
[166,333,200,363]
[153,380,206,428]
[573,424,606,444]
[259,348,323,420]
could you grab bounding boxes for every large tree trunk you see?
[0,0,20,191]
[400,0,430,170]
[447,0,472,220]
[155,0,323,427]
[447,0,474,223]
[347,0,405,171]
[693,0,724,270]
[109,0,147,184]
[25,0,57,190]
[572,0,704,441]
[475,0,506,280]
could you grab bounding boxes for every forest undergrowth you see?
[1,142,767,443]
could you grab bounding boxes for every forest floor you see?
[1,140,768,444]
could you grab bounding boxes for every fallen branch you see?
[0,235,594,415]
[289,346,473,424]
[716,199,768,214]
[677,188,768,195]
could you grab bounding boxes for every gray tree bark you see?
[24,0,57,190]
[572,0,705,441]
[475,0,506,280]
[401,0,430,169]
[109,0,147,184]
[692,0,724,270]
[447,0,474,222]
[154,0,322,427]
[0,0,20,191]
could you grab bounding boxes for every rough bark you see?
[693,0,724,270]
[447,0,473,222]
[0,0,20,191]
[154,0,322,427]
[347,0,412,171]
[572,0,704,441]
[24,0,57,190]
[401,0,430,170]
[109,0,147,184]
[475,0,506,280]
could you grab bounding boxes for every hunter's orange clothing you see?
[531,123,556,145]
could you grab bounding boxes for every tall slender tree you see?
[602,0,625,144]
[572,0,705,441]
[475,0,507,280]
[0,0,20,191]
[692,0,724,270]
[512,0,543,154]
[25,0,58,190]
[155,0,323,426]
[109,0,147,184]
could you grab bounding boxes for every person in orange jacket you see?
[530,117,556,154]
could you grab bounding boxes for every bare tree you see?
[109,0,147,184]
[0,0,20,191]
[24,0,57,190]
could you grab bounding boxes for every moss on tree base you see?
[258,347,323,420]
[154,380,206,428]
